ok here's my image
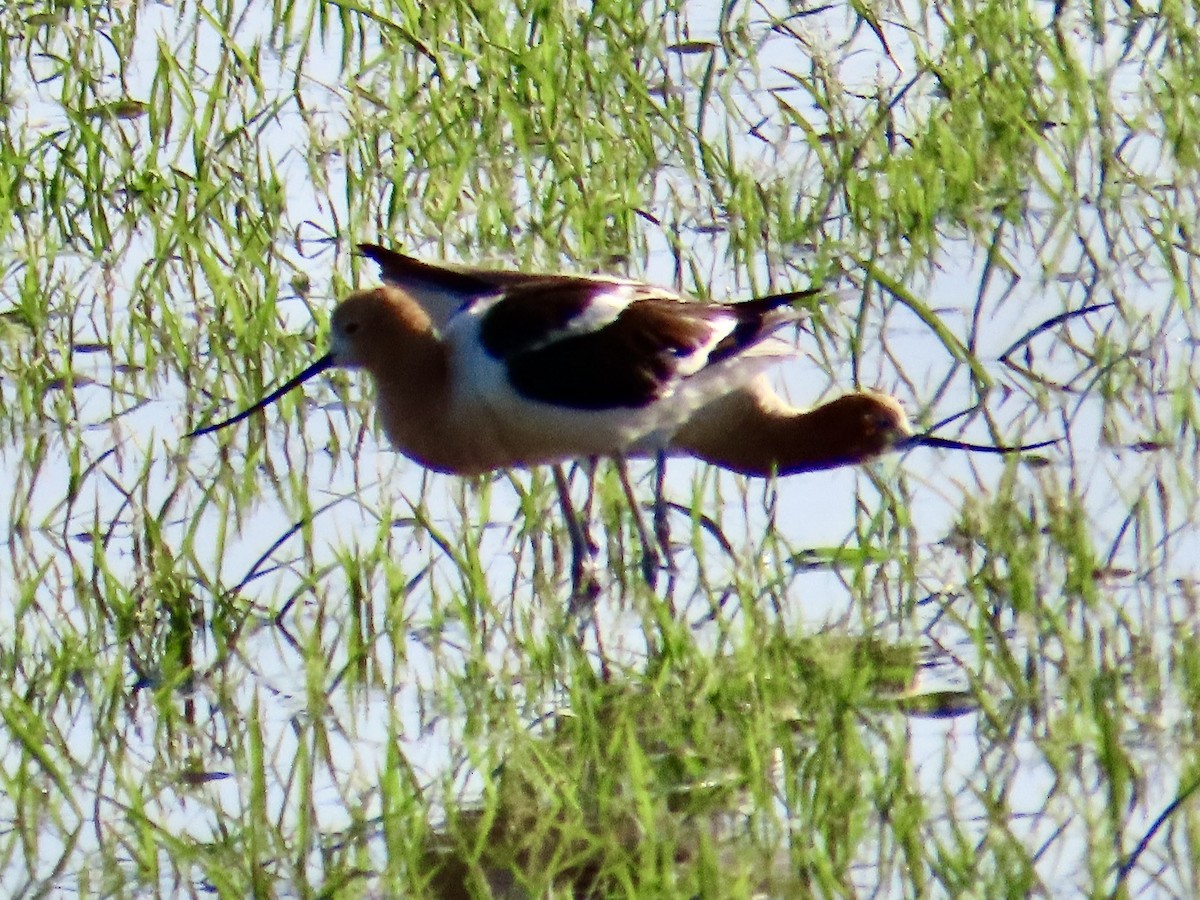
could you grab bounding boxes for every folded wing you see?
[471,281,815,411]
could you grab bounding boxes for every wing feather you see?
[493,290,809,411]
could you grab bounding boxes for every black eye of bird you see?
[344,320,360,335]
[868,413,894,434]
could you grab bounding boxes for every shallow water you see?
[1,0,1197,894]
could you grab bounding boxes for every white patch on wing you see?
[649,302,803,392]
[661,314,737,382]
[452,284,635,359]
[460,281,688,359]
[517,284,634,352]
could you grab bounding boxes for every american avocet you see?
[355,246,1056,559]
[188,259,819,598]
[357,242,818,586]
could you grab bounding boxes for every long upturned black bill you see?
[902,432,1060,454]
[186,353,335,438]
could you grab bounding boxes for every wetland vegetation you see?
[1,0,1199,895]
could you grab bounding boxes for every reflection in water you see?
[0,0,1197,895]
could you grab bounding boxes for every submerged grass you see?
[1,0,1200,895]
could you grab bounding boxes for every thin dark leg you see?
[579,457,598,550]
[615,457,660,587]
[653,449,675,573]
[553,464,600,612]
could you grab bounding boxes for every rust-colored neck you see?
[339,290,463,471]
[671,381,903,476]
